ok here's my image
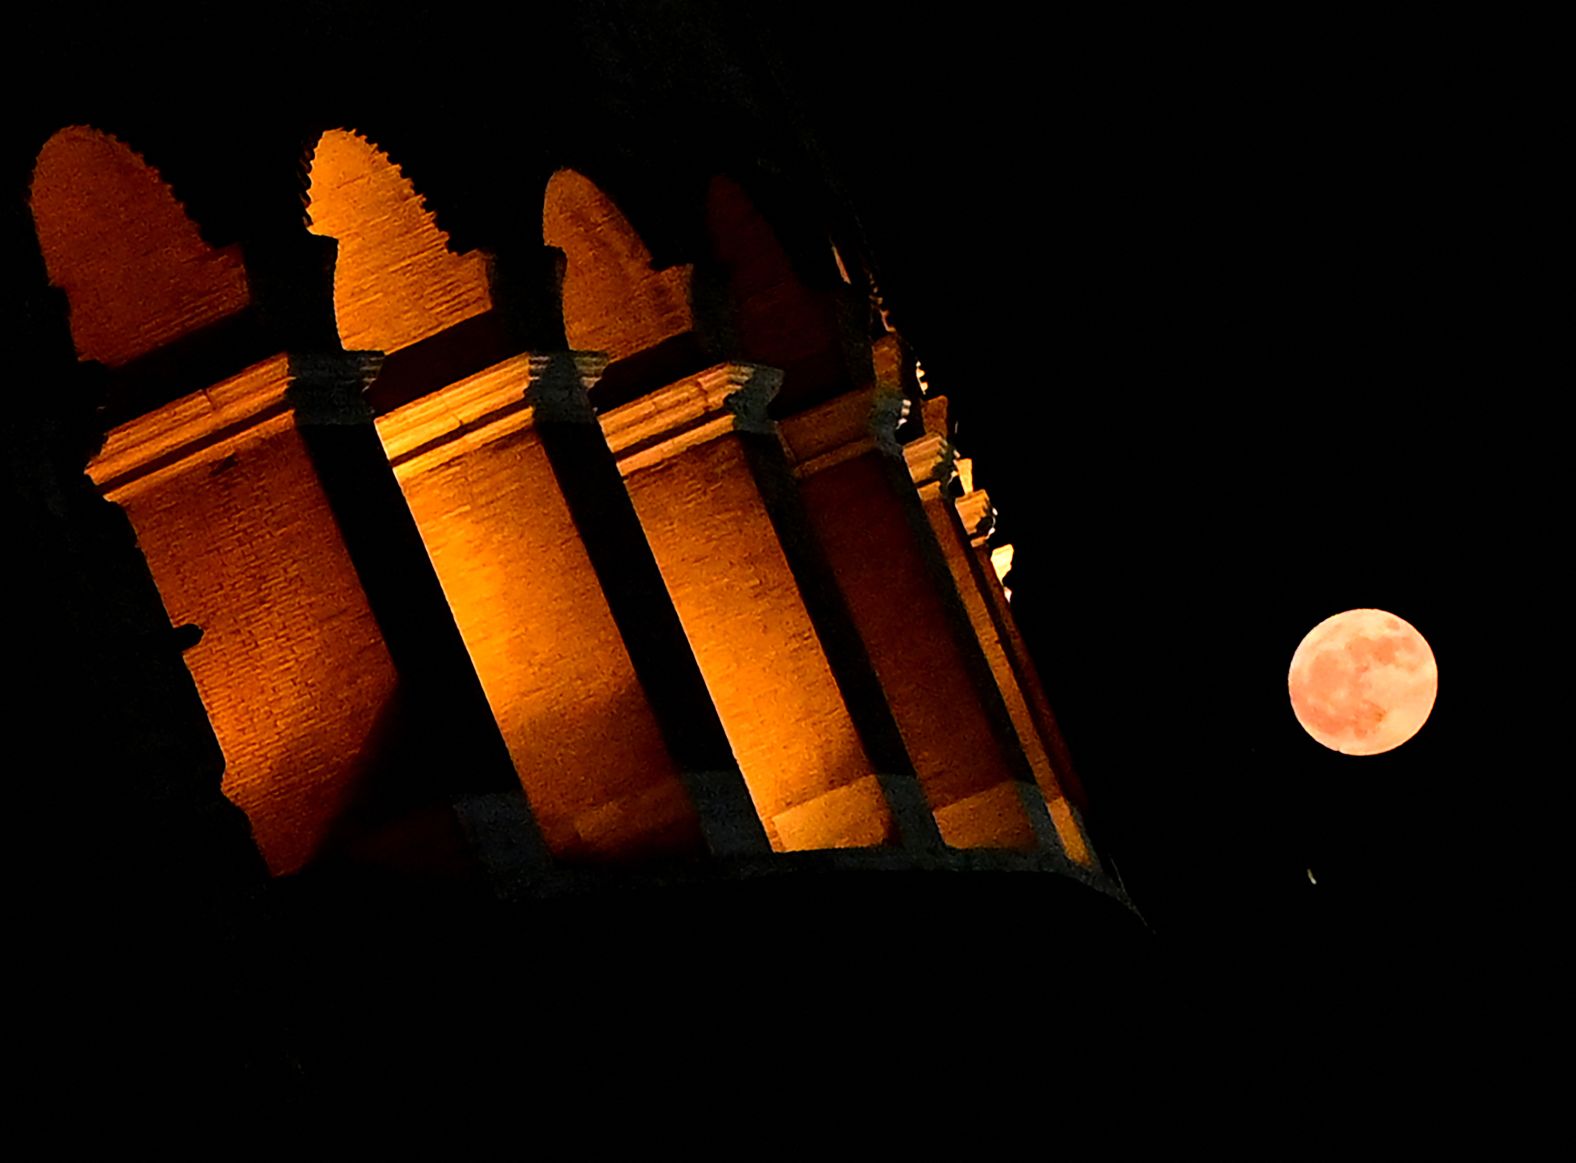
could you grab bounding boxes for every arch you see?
[703,174,851,408]
[29,126,251,368]
[543,168,694,361]
[305,129,493,354]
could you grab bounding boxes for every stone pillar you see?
[970,546,1098,867]
[599,362,929,851]
[904,413,1095,867]
[779,388,1062,851]
[376,351,766,860]
[12,276,294,1104]
[85,351,539,877]
[288,351,547,861]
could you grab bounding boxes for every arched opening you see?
[306,128,492,354]
[29,125,251,368]
[703,175,855,413]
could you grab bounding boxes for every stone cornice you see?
[599,362,783,476]
[87,354,296,497]
[776,387,878,477]
[375,352,536,471]
[903,433,948,485]
[376,350,609,474]
[989,543,1015,583]
[777,386,913,478]
[955,489,993,539]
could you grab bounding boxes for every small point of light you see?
[1306,868,1317,885]
[830,242,852,285]
[989,543,1015,583]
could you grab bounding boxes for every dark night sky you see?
[764,5,1553,955]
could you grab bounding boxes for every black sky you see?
[762,4,1553,954]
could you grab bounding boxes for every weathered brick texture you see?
[378,363,705,859]
[796,451,1037,849]
[31,126,250,368]
[91,359,400,874]
[622,434,894,851]
[306,129,492,355]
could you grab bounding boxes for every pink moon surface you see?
[1288,609,1438,756]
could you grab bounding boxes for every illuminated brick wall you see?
[377,357,706,859]
[918,473,1093,864]
[545,169,693,361]
[903,393,1094,863]
[30,126,250,368]
[604,369,896,851]
[88,358,401,875]
[704,175,853,411]
[36,110,1104,879]
[781,397,1040,849]
[306,129,493,355]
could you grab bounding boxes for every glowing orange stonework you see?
[306,129,492,354]
[604,369,897,852]
[1288,608,1438,755]
[375,356,707,860]
[544,169,693,360]
[88,357,401,875]
[30,126,250,367]
[36,111,1111,877]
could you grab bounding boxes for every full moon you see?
[1288,608,1438,755]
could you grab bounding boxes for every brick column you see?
[289,351,551,872]
[86,352,539,876]
[970,542,1099,867]
[376,351,767,859]
[599,362,933,851]
[16,270,293,1098]
[904,411,1095,867]
[779,389,1062,851]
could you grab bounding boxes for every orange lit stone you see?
[781,393,1039,849]
[88,357,399,875]
[1047,797,1092,868]
[903,388,1094,852]
[704,175,850,409]
[376,355,706,859]
[918,480,1088,852]
[306,129,492,354]
[970,539,1093,825]
[602,366,897,851]
[545,169,693,360]
[30,126,250,367]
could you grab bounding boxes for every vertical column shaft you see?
[913,462,1094,867]
[374,352,728,860]
[288,351,548,859]
[907,391,1097,866]
[528,353,769,857]
[781,390,1061,850]
[731,412,943,851]
[600,363,918,851]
